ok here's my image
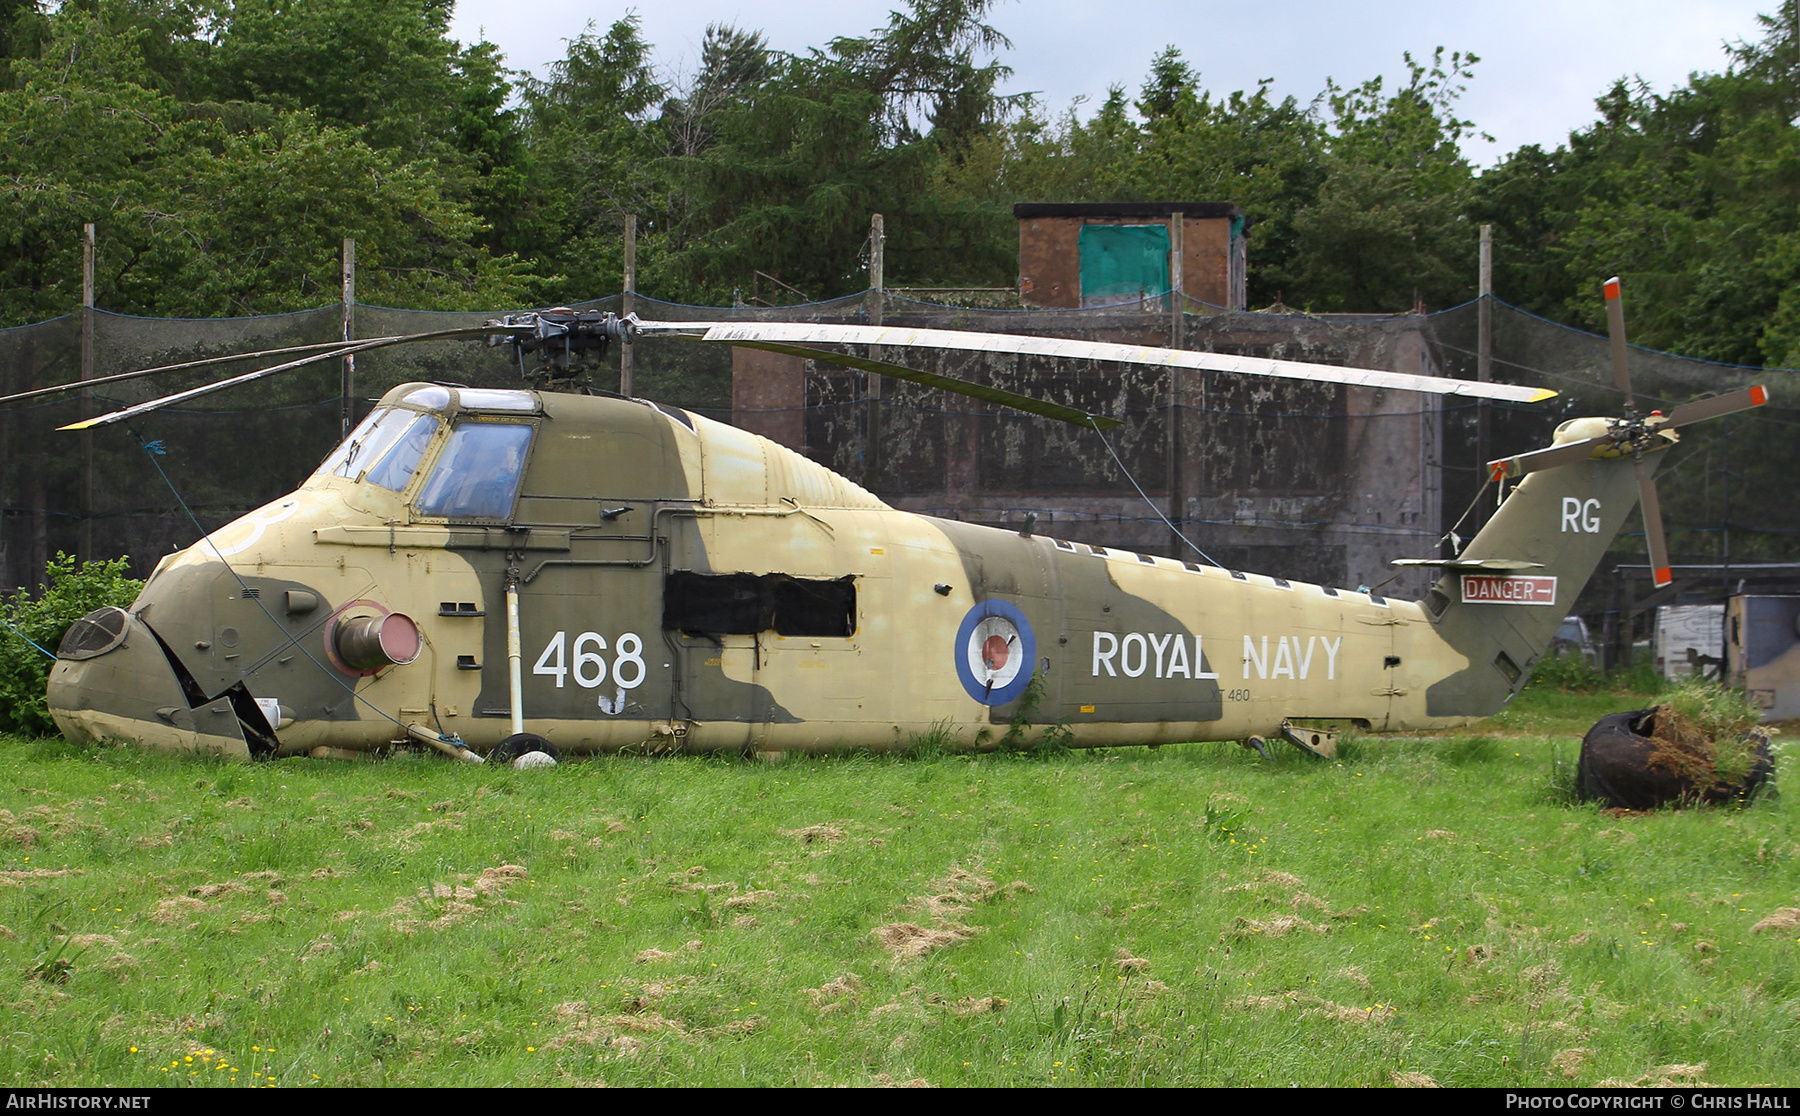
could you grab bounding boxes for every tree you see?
[201,0,466,153]
[1283,49,1485,312]
[1127,53,1327,308]
[0,1,536,324]
[1464,7,1800,365]
[636,0,1018,302]
[520,15,665,303]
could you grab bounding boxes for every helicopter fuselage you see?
[47,381,1637,760]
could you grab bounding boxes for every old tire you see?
[1577,709,1774,810]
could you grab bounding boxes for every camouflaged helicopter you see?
[28,279,1767,764]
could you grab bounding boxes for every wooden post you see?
[1167,212,1186,557]
[621,214,637,396]
[340,238,356,438]
[1475,224,1493,533]
[81,223,95,562]
[1721,417,1732,671]
[1168,212,1185,347]
[864,213,885,493]
[0,344,12,586]
[867,213,884,327]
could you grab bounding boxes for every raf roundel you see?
[953,600,1037,706]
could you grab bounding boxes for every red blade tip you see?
[1752,384,1768,406]
[1489,461,1510,482]
[1653,566,1673,587]
[1604,277,1622,301]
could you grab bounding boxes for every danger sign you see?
[1460,574,1558,605]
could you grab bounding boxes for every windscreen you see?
[414,422,534,520]
[315,407,417,481]
[364,414,439,492]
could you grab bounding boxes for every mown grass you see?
[0,684,1795,1088]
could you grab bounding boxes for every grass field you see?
[1,685,1796,1088]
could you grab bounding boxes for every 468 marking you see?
[532,631,646,690]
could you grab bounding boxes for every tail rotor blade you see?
[1663,384,1769,429]
[1634,457,1673,588]
[1604,276,1635,409]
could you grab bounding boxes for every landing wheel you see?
[492,733,560,768]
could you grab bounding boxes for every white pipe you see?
[506,578,524,736]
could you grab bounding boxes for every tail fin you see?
[1419,450,1656,717]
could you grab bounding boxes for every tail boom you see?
[1410,450,1655,720]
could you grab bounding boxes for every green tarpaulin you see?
[1078,224,1170,308]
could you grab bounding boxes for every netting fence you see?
[2,290,1794,630]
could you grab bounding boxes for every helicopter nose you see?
[47,609,253,760]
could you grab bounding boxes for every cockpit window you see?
[318,408,414,480]
[456,388,537,412]
[364,413,439,492]
[414,422,534,520]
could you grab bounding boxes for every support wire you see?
[1088,417,1224,569]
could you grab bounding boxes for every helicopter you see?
[28,278,1767,764]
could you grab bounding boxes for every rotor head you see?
[486,309,634,380]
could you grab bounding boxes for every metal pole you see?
[1604,565,1621,672]
[506,571,524,736]
[621,214,636,396]
[340,238,355,438]
[1476,225,1493,534]
[81,223,95,562]
[864,213,885,493]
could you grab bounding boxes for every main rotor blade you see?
[1635,457,1673,588]
[669,321,1558,405]
[0,341,353,408]
[1390,557,1545,569]
[713,338,1123,430]
[1487,436,1607,481]
[1663,384,1769,428]
[1604,276,1634,409]
[59,325,528,431]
